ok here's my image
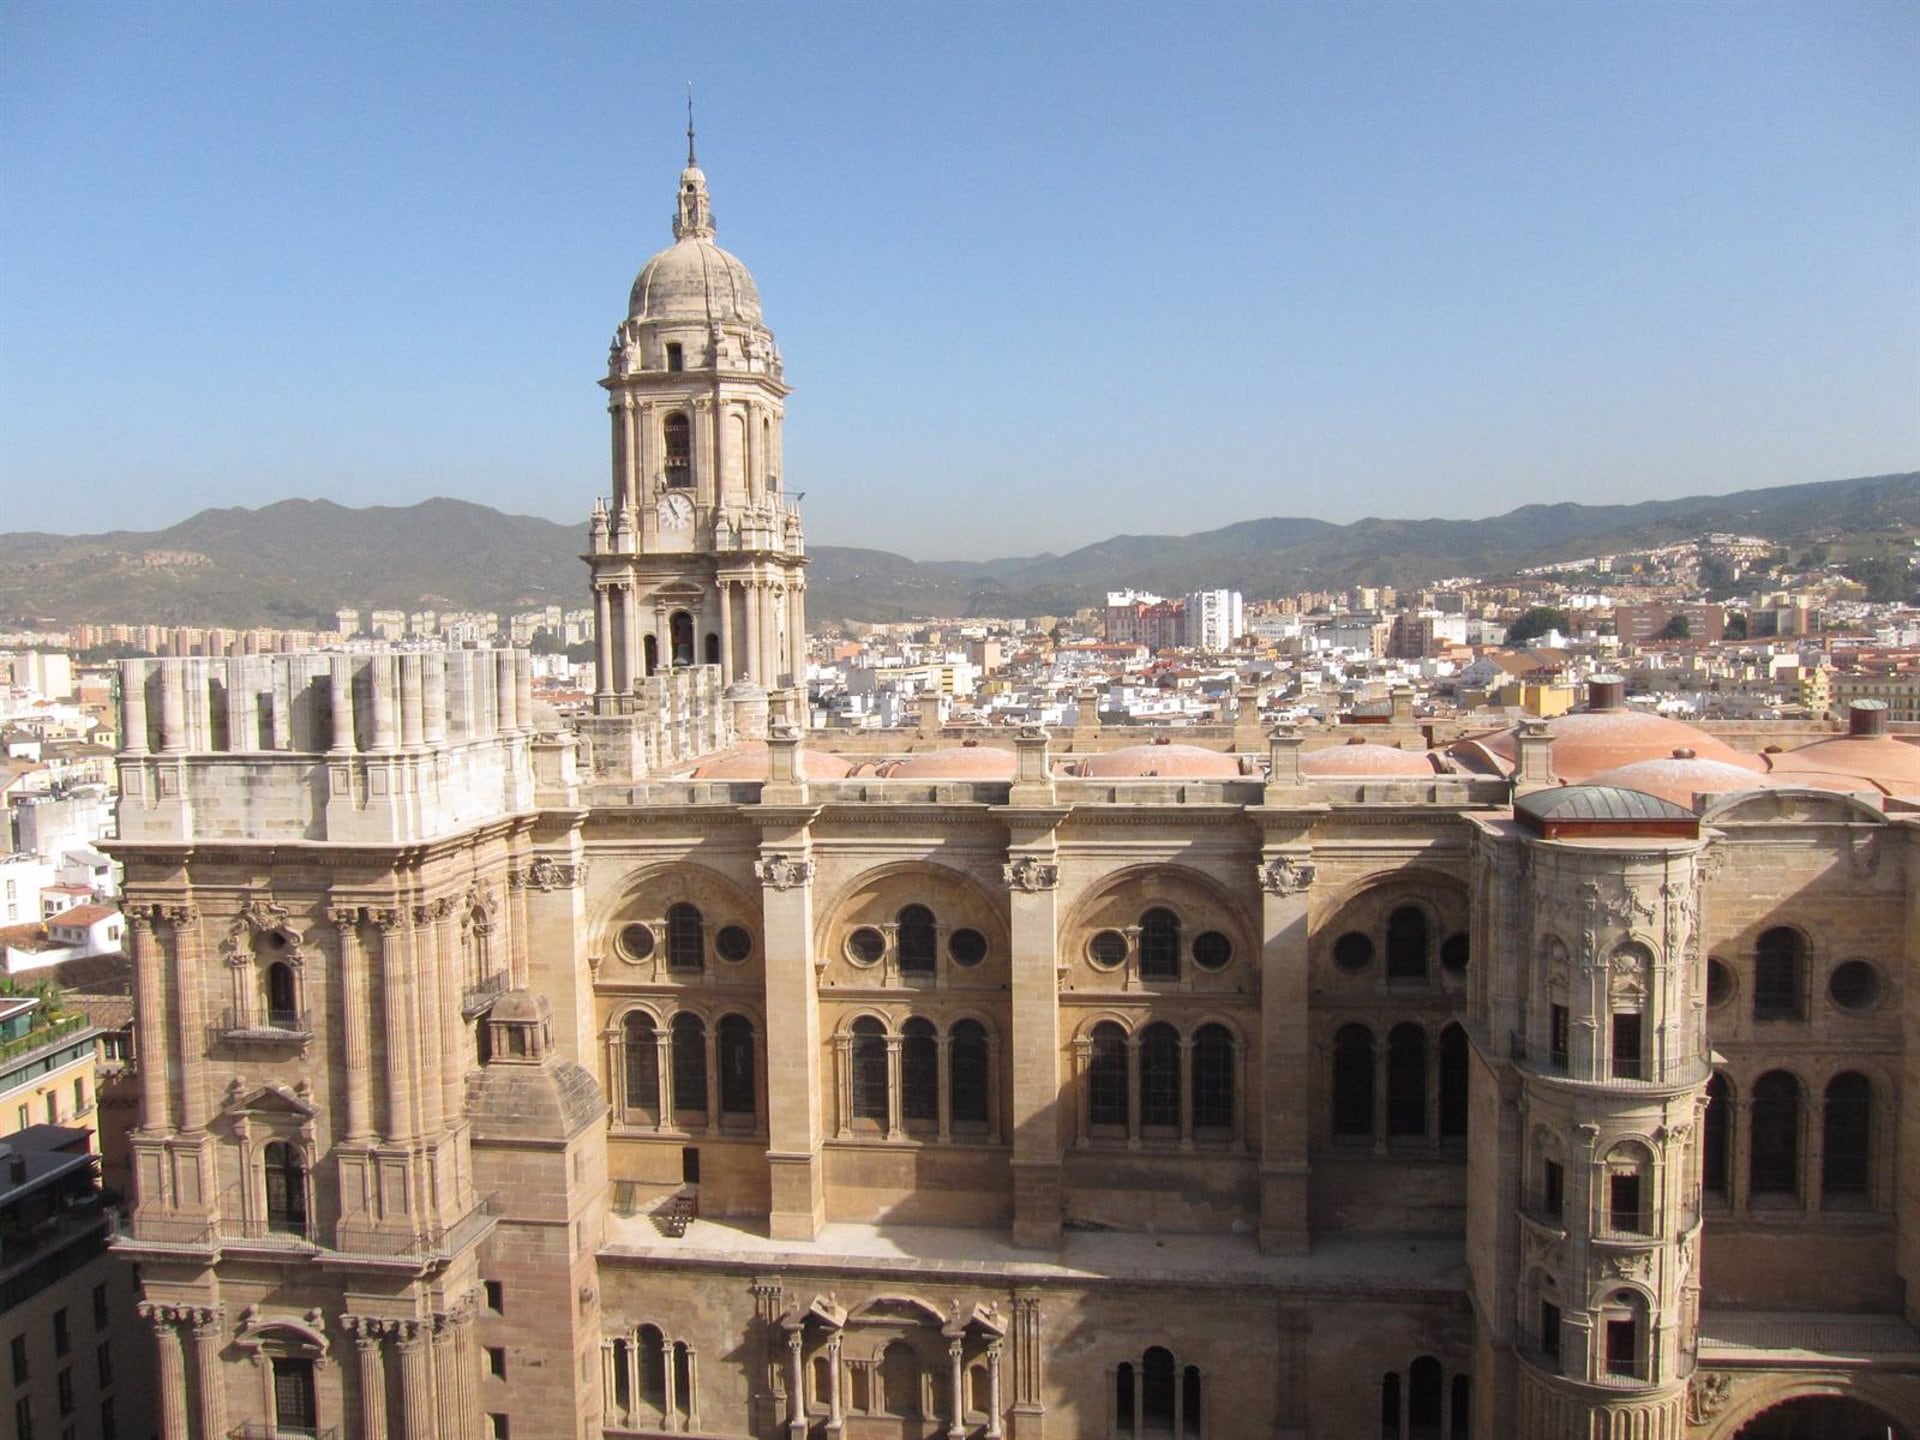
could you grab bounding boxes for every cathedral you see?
[108,136,1920,1440]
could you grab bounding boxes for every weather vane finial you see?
[686,83,697,167]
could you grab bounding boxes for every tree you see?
[1725,612,1749,641]
[1656,614,1691,641]
[1506,607,1571,647]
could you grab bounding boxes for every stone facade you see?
[106,147,1920,1440]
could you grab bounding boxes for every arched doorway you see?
[670,610,694,667]
[1734,1394,1912,1440]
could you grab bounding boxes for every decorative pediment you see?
[850,1294,946,1328]
[941,1300,1007,1341]
[223,1081,320,1121]
[778,1294,848,1332]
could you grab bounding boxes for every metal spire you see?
[686,84,697,167]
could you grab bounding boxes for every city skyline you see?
[3,1,1916,559]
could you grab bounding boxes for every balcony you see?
[0,1012,90,1066]
[461,971,509,1017]
[213,1009,313,1045]
[229,1424,338,1440]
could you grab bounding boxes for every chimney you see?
[1848,700,1889,738]
[1515,719,1554,787]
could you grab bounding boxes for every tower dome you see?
[626,124,765,326]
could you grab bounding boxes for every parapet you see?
[115,650,538,847]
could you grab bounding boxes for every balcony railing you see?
[229,1423,338,1440]
[213,1010,313,1043]
[1507,1030,1709,1088]
[461,972,509,1017]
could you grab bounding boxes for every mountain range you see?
[1,471,1914,629]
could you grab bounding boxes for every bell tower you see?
[588,116,807,710]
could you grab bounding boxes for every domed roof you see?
[1299,740,1440,777]
[629,233,764,325]
[1765,734,1920,797]
[689,740,853,781]
[1453,695,1764,784]
[875,745,1017,780]
[1582,754,1784,807]
[1071,742,1247,779]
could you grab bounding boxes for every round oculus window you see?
[1333,931,1374,973]
[1828,960,1882,1012]
[715,924,753,963]
[846,926,886,965]
[949,928,988,966]
[1192,931,1233,971]
[619,923,657,962]
[1088,929,1128,969]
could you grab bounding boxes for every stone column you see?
[660,1333,678,1427]
[436,899,465,1135]
[826,1334,844,1432]
[1010,1292,1043,1436]
[985,1340,1004,1439]
[157,658,188,752]
[593,586,614,698]
[786,1329,806,1436]
[141,1305,190,1440]
[120,659,150,754]
[411,906,444,1141]
[1256,845,1317,1246]
[399,653,424,747]
[330,654,357,751]
[332,907,375,1143]
[1179,1033,1196,1150]
[885,1035,903,1141]
[1004,846,1064,1247]
[397,1321,436,1440]
[718,580,735,682]
[371,653,399,750]
[375,909,416,1143]
[433,1312,461,1440]
[947,1339,967,1439]
[745,583,764,684]
[129,911,171,1132]
[787,583,807,686]
[168,906,209,1133]
[190,1307,227,1440]
[423,652,448,745]
[347,1318,391,1440]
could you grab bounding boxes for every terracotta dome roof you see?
[1453,707,1764,783]
[875,745,1017,780]
[1581,754,1783,807]
[1765,734,1920,797]
[1070,742,1248,779]
[689,741,853,781]
[1298,741,1440,777]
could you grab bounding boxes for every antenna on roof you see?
[686,83,697,167]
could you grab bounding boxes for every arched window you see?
[717,1014,755,1118]
[897,904,937,975]
[704,633,720,666]
[264,1141,307,1235]
[1088,1023,1128,1129]
[624,1012,660,1119]
[637,1324,667,1410]
[1387,1024,1427,1136]
[1191,1023,1234,1137]
[1438,1023,1469,1139]
[1408,1356,1443,1439]
[1140,1347,1176,1429]
[1386,906,1428,981]
[949,1019,989,1129]
[664,412,691,484]
[670,1014,707,1117]
[881,1340,920,1416]
[1604,1144,1650,1234]
[666,903,704,972]
[1753,927,1806,1021]
[901,1017,939,1125]
[644,633,659,677]
[1116,1361,1136,1437]
[1750,1069,1802,1197]
[1601,1291,1647,1379]
[1380,1372,1401,1439]
[1703,1073,1731,1200]
[670,610,695,668]
[851,1018,888,1124]
[265,960,298,1029]
[1138,1023,1181,1131]
[1823,1072,1871,1202]
[1333,1024,1375,1138]
[1139,907,1181,980]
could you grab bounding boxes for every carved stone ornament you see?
[1002,856,1060,892]
[514,856,584,893]
[1686,1371,1734,1423]
[1605,1250,1656,1283]
[756,854,815,891]
[1259,857,1316,896]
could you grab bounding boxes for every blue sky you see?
[2,2,1915,559]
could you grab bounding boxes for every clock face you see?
[659,493,695,530]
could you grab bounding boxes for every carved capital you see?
[1259,856,1315,895]
[367,907,405,934]
[756,854,814,891]
[513,856,584,893]
[327,905,363,931]
[1002,856,1059,892]
[160,903,196,927]
[189,1306,226,1340]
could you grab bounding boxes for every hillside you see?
[1,472,1914,628]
